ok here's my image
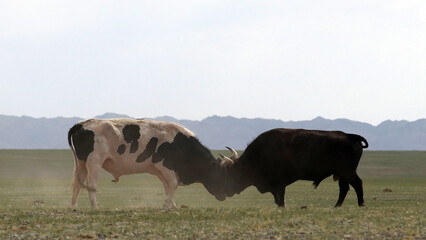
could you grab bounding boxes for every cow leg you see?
[157,175,172,208]
[86,160,102,209]
[162,174,178,210]
[349,173,364,207]
[71,163,88,208]
[272,187,286,207]
[334,179,349,208]
[71,181,82,208]
[156,167,178,210]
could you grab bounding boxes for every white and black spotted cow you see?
[68,118,231,209]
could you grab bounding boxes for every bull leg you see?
[272,187,286,207]
[86,161,101,209]
[349,173,364,207]
[71,164,88,208]
[334,179,349,208]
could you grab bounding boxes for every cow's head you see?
[189,145,250,201]
[199,147,239,201]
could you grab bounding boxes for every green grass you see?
[0,150,425,239]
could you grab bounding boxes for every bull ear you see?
[225,146,238,161]
[219,154,234,168]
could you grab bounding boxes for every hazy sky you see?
[1,1,425,125]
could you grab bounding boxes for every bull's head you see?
[206,146,253,200]
[217,146,251,198]
[202,146,239,201]
[219,146,239,169]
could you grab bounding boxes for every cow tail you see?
[348,134,369,149]
[68,124,96,192]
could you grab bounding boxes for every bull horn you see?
[226,146,238,160]
[219,154,234,168]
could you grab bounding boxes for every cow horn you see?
[219,154,234,168]
[226,146,238,160]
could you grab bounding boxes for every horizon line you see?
[1,113,425,127]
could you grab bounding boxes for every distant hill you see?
[0,113,425,150]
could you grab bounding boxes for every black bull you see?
[223,128,368,207]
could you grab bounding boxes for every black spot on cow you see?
[117,144,126,155]
[136,137,158,162]
[151,132,220,186]
[152,142,170,163]
[68,124,95,162]
[123,124,140,153]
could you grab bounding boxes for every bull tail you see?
[347,134,369,149]
[68,124,96,192]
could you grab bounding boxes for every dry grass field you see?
[0,150,425,239]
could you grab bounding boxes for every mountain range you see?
[0,113,425,150]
